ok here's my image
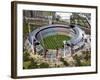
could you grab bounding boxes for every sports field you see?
[40,35,71,49]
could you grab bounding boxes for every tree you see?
[60,57,69,66]
[56,15,61,21]
[39,62,49,68]
[73,54,82,66]
[27,58,38,69]
[23,50,30,61]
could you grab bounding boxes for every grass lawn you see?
[40,35,71,49]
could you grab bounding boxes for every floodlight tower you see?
[48,16,52,24]
[33,39,36,54]
[33,40,40,55]
[63,40,66,58]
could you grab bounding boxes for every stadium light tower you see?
[63,40,66,58]
[48,16,52,24]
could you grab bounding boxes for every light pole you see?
[63,40,66,58]
[48,16,52,25]
[71,44,74,56]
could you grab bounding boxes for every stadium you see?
[25,24,86,61]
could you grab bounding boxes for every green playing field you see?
[40,35,71,49]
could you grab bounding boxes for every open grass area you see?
[40,35,71,49]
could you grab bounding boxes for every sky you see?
[56,12,72,20]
